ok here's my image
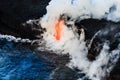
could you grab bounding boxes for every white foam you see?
[0,34,32,43]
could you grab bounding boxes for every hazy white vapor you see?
[38,0,120,80]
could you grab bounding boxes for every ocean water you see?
[0,38,52,80]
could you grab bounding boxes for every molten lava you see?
[55,20,64,40]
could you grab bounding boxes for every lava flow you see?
[55,19,64,41]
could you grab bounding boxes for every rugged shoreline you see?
[0,0,120,80]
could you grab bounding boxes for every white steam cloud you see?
[41,0,120,28]
[37,0,120,80]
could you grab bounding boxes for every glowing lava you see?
[55,20,64,40]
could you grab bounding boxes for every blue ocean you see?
[0,38,52,80]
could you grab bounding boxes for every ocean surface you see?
[0,38,52,80]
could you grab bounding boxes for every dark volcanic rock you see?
[85,22,120,80]
[0,0,50,39]
[51,66,79,80]
[75,19,107,39]
[0,0,50,22]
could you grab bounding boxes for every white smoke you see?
[38,22,120,80]
[37,0,120,80]
[87,42,120,80]
[41,0,120,27]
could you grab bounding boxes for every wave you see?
[0,34,32,43]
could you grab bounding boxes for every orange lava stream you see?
[55,20,64,41]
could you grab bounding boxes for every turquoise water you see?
[0,39,52,80]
